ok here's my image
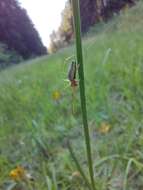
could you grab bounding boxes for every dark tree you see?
[0,0,47,59]
[100,0,135,20]
[80,0,100,32]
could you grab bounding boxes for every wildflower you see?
[98,122,111,134]
[9,166,26,181]
[52,90,61,101]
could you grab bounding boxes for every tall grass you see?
[71,0,95,189]
[1,1,143,189]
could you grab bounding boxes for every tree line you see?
[49,0,136,53]
[0,0,47,66]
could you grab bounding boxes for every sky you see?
[19,0,67,48]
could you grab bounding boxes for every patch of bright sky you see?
[19,0,67,48]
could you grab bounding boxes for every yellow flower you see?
[9,166,26,181]
[52,90,61,101]
[98,122,111,134]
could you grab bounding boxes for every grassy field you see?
[1,2,143,190]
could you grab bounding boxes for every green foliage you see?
[59,1,73,43]
[1,1,143,189]
[49,1,73,53]
[0,43,22,68]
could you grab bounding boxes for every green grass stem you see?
[71,0,96,189]
[68,142,92,189]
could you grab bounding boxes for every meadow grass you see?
[1,1,143,189]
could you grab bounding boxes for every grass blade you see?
[68,142,92,190]
[71,0,96,189]
[123,158,133,190]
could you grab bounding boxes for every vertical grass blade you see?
[123,158,133,190]
[68,142,92,189]
[71,0,96,189]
